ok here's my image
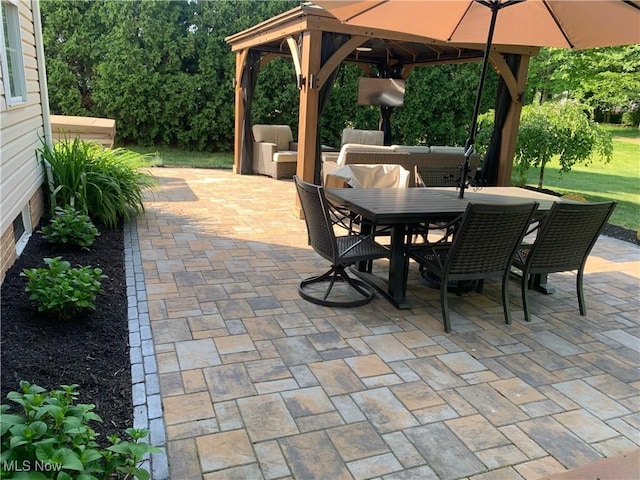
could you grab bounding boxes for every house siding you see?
[0,0,47,284]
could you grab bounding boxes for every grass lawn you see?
[524,124,639,231]
[129,146,234,169]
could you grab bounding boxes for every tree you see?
[40,0,103,114]
[394,62,498,147]
[477,101,613,188]
[91,0,197,146]
[526,46,640,125]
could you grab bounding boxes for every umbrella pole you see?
[460,1,501,198]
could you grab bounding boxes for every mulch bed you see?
[0,221,131,442]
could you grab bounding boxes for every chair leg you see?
[341,267,374,297]
[323,273,339,301]
[502,273,512,325]
[298,265,376,308]
[577,269,586,315]
[441,277,451,333]
[521,273,531,322]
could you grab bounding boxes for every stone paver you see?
[130,168,640,479]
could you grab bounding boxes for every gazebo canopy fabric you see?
[226,3,539,212]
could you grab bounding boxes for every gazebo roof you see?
[226,3,539,210]
[226,3,538,70]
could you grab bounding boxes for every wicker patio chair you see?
[410,202,539,332]
[413,159,481,243]
[415,162,475,188]
[512,201,616,322]
[294,176,390,307]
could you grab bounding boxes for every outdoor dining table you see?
[324,186,569,309]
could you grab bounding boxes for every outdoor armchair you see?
[294,176,390,308]
[251,124,298,179]
[512,201,616,322]
[410,202,539,332]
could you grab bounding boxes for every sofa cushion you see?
[341,129,384,147]
[429,145,466,154]
[391,145,431,154]
[273,151,298,163]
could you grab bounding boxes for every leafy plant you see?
[20,257,107,320]
[39,137,156,229]
[0,381,161,480]
[40,206,100,250]
[477,101,613,188]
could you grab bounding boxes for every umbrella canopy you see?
[317,0,640,196]
[316,0,640,50]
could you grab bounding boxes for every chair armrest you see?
[322,152,340,163]
[289,141,298,151]
[253,142,277,161]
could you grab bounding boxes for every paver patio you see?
[136,167,639,480]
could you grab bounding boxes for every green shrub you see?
[20,257,106,320]
[40,138,156,229]
[40,206,100,250]
[0,381,160,480]
[477,101,613,189]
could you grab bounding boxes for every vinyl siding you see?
[0,0,46,282]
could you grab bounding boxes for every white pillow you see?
[337,143,395,166]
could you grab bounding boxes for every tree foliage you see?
[40,0,500,151]
[478,101,613,188]
[41,1,633,152]
[527,46,640,126]
[40,0,100,115]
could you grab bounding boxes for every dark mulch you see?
[0,222,131,442]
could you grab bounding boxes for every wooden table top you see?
[325,186,567,224]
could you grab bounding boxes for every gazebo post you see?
[233,49,247,174]
[295,29,322,217]
[496,54,531,186]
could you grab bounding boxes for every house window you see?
[1,0,27,106]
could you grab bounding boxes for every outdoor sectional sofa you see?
[322,144,481,187]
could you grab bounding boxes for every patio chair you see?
[414,157,480,188]
[294,176,390,307]
[413,157,481,244]
[512,201,616,322]
[251,124,298,179]
[410,202,539,332]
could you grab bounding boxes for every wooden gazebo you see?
[226,3,538,212]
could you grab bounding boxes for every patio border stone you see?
[124,219,168,480]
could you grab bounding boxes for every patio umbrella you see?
[315,0,640,197]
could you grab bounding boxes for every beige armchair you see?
[251,124,298,179]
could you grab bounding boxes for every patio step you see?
[538,449,640,480]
